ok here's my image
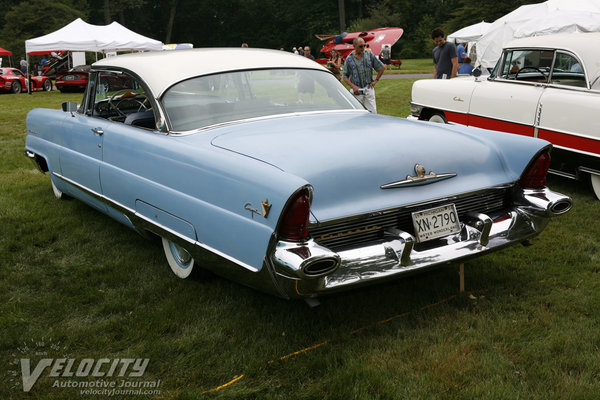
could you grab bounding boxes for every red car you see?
[0,67,52,94]
[55,65,90,92]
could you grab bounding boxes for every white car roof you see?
[93,48,328,97]
[505,32,600,82]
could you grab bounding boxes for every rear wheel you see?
[591,174,600,200]
[162,238,195,278]
[43,79,52,91]
[11,81,21,94]
[427,112,447,123]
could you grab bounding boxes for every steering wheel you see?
[515,66,548,80]
[109,89,149,116]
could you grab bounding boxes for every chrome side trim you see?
[52,172,259,272]
[549,168,577,180]
[580,167,600,176]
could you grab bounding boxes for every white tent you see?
[475,0,600,70]
[447,21,491,43]
[25,18,163,54]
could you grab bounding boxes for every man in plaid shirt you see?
[342,37,385,113]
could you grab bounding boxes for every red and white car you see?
[55,65,90,92]
[410,32,600,199]
[0,67,52,94]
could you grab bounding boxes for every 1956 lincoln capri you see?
[25,48,572,299]
[411,32,600,200]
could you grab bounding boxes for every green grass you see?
[384,58,434,74]
[1,78,599,399]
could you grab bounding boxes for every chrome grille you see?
[309,187,513,250]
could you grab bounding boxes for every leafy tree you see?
[1,0,88,59]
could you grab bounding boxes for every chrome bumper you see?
[269,187,571,299]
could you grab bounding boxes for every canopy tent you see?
[475,0,600,70]
[0,47,12,56]
[25,18,163,54]
[447,21,491,43]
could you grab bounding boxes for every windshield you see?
[161,68,363,131]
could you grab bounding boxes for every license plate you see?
[65,75,75,80]
[411,204,461,242]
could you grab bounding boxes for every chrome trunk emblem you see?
[380,164,456,189]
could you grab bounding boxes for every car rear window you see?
[161,68,363,132]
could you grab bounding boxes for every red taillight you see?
[277,189,311,241]
[519,150,551,189]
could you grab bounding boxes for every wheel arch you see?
[24,150,49,173]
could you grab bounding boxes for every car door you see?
[58,73,105,211]
[11,68,27,90]
[468,49,551,137]
[538,51,600,175]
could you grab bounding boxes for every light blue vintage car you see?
[25,48,572,300]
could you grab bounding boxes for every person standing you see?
[20,57,28,74]
[431,28,458,79]
[458,57,474,75]
[342,37,385,113]
[456,42,467,63]
[326,49,342,80]
[303,46,314,61]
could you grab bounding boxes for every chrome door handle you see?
[91,127,104,135]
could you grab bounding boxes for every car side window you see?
[499,50,552,82]
[13,69,24,78]
[550,52,586,88]
[88,71,155,129]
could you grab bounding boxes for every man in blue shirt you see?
[342,37,385,113]
[456,42,467,63]
[458,57,474,75]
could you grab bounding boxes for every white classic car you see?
[410,32,600,200]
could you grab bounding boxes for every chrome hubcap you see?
[173,243,192,265]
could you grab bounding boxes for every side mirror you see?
[62,101,78,113]
[61,101,78,116]
[472,68,482,78]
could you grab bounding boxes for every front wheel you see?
[427,112,447,123]
[43,79,52,91]
[162,238,195,278]
[591,174,600,200]
[51,177,67,199]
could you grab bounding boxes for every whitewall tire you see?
[428,113,447,124]
[591,174,600,201]
[51,177,64,199]
[162,238,195,279]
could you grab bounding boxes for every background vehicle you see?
[0,67,52,93]
[411,32,600,199]
[55,65,90,92]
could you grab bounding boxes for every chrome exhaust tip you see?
[303,258,340,277]
[519,188,573,217]
[548,198,572,215]
[272,240,341,279]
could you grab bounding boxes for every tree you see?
[1,0,88,59]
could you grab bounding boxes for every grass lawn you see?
[384,58,434,74]
[1,77,599,399]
